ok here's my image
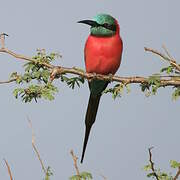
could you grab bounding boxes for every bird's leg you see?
[108,73,114,83]
[88,72,97,83]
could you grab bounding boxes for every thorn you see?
[4,33,9,37]
[0,33,9,49]
[0,33,9,37]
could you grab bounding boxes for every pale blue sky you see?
[0,0,180,179]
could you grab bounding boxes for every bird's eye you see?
[103,23,109,26]
[102,23,116,31]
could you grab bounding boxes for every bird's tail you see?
[80,93,101,163]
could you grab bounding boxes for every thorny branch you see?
[0,33,180,87]
[148,147,159,180]
[148,148,180,180]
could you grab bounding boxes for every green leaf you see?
[34,71,41,79]
[144,164,151,171]
[69,175,81,180]
[24,62,35,72]
[44,166,53,180]
[172,87,180,100]
[15,76,23,84]
[160,66,174,74]
[148,74,160,85]
[80,172,92,180]
[147,172,156,178]
[140,83,150,92]
[13,83,58,102]
[126,84,131,93]
[69,172,92,180]
[22,73,32,83]
[10,72,18,78]
[13,88,23,99]
[61,75,85,89]
[170,160,180,168]
[103,83,125,99]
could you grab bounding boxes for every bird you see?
[78,14,123,163]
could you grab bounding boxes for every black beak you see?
[77,20,98,27]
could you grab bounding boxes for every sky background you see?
[0,0,180,179]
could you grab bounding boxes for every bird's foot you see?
[88,72,97,82]
[108,73,114,83]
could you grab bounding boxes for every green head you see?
[78,14,117,37]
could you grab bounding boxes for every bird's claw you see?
[108,73,113,83]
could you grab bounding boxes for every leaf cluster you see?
[70,172,92,180]
[44,166,53,180]
[141,74,161,97]
[103,83,130,99]
[8,48,180,102]
[61,75,85,89]
[10,50,84,102]
[141,64,180,99]
[13,83,58,102]
[144,160,180,180]
[161,65,180,100]
[9,49,60,102]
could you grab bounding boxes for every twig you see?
[162,45,173,59]
[70,150,80,179]
[28,117,46,174]
[145,47,180,72]
[0,48,53,68]
[148,147,159,180]
[3,159,13,180]
[174,167,180,180]
[0,78,16,84]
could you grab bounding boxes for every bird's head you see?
[78,14,119,37]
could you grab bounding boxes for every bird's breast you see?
[84,34,123,75]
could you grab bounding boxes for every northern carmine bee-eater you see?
[78,14,123,163]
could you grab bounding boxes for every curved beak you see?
[77,20,98,27]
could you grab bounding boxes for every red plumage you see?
[85,21,123,75]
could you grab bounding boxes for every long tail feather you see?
[81,93,101,163]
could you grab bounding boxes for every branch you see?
[162,45,173,59]
[1,34,180,88]
[70,150,80,179]
[0,48,180,86]
[51,66,180,86]
[148,147,159,180]
[0,47,53,69]
[28,117,46,174]
[174,167,180,180]
[0,78,16,84]
[145,47,180,72]
[3,159,13,180]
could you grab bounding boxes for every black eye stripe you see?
[101,23,116,31]
[95,22,116,31]
[90,21,116,32]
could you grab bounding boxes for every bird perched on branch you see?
[78,14,123,163]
